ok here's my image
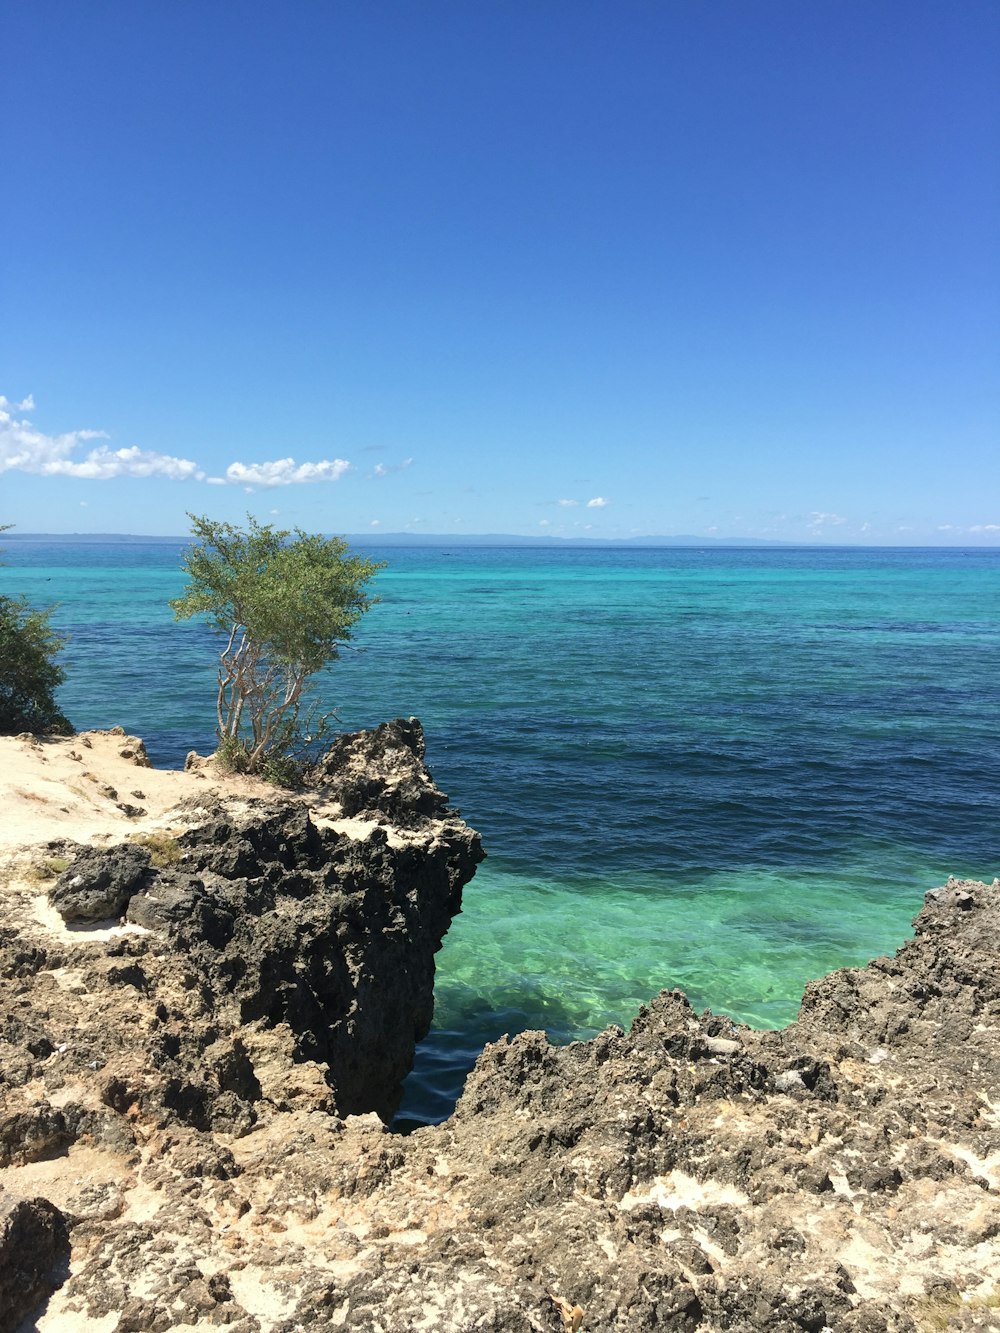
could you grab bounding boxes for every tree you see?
[0,526,72,735]
[171,514,384,781]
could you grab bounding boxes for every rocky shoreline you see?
[0,725,997,1331]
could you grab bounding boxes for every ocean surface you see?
[4,539,999,1125]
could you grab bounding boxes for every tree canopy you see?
[171,514,384,781]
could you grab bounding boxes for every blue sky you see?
[2,1,997,543]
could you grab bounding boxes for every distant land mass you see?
[346,533,804,548]
[6,531,815,548]
[5,532,993,549]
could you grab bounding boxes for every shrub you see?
[0,594,71,735]
[171,514,383,781]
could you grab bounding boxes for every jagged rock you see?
[307,716,450,825]
[49,841,152,920]
[1,738,997,1333]
[117,796,483,1120]
[0,1192,70,1333]
[31,727,484,1131]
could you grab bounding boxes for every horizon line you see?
[4,531,999,551]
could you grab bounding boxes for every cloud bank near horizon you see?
[0,396,352,490]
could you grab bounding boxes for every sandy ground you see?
[0,729,274,856]
[0,728,407,867]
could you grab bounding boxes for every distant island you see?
[0,531,883,548]
[7,532,998,550]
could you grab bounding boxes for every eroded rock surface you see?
[1,740,997,1333]
[0,1192,69,1332]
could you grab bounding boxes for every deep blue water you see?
[4,539,999,1124]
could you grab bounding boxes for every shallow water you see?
[5,539,999,1124]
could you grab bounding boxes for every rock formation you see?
[0,725,997,1331]
[0,719,483,1329]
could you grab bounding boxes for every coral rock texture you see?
[0,726,997,1330]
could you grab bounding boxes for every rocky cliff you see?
[0,730,997,1331]
[0,719,483,1330]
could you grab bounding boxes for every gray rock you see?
[306,716,448,825]
[704,1035,741,1056]
[49,842,152,921]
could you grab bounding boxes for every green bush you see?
[0,594,71,736]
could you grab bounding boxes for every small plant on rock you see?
[129,832,182,868]
[23,854,72,884]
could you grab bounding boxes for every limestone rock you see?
[307,716,449,825]
[1,749,997,1333]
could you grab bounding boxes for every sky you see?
[2,1,998,543]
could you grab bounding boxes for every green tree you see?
[0,526,72,735]
[171,514,384,781]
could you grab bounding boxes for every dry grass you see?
[20,854,72,885]
[128,830,183,868]
[916,1291,1000,1331]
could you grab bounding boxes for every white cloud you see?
[0,394,203,481]
[222,457,351,488]
[587,496,609,508]
[51,444,203,481]
[373,457,414,478]
[558,498,578,508]
[370,519,381,527]
[1,394,360,490]
[970,523,1000,533]
[807,511,847,528]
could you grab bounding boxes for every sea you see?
[4,538,999,1126]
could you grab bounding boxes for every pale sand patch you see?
[0,729,382,863]
[30,895,150,945]
[0,730,259,854]
[619,1170,749,1212]
[17,1308,120,1333]
[935,1139,1000,1188]
[3,1143,127,1209]
[225,1267,298,1323]
[319,810,417,849]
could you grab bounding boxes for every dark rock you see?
[306,717,450,825]
[38,723,483,1128]
[50,842,152,921]
[0,1192,70,1332]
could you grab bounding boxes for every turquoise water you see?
[5,540,999,1123]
